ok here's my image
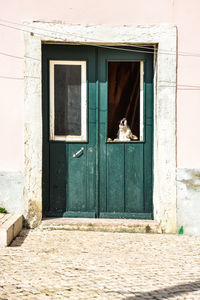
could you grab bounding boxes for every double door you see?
[42,44,153,218]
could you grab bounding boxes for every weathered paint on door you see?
[42,44,153,218]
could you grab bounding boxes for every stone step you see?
[0,214,23,247]
[40,218,161,234]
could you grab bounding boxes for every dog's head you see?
[119,118,128,128]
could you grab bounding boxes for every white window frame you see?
[107,60,144,142]
[140,61,144,141]
[49,60,87,142]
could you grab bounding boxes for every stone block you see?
[0,215,23,247]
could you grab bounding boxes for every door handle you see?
[73,147,84,158]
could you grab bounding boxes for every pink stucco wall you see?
[0,0,200,170]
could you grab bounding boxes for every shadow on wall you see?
[10,229,30,247]
[105,280,200,299]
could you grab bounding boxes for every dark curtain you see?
[107,62,140,140]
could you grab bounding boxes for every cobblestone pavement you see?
[0,229,200,299]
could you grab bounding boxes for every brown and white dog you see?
[116,118,138,141]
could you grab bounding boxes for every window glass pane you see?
[107,61,141,141]
[54,64,81,136]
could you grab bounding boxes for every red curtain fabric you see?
[107,62,140,140]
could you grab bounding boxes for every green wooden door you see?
[42,45,97,217]
[42,45,153,218]
[98,48,153,218]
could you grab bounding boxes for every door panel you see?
[42,45,153,219]
[42,45,97,217]
[98,47,153,218]
[49,143,67,212]
[67,144,87,211]
[107,144,125,212]
[125,144,144,212]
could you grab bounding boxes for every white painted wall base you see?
[0,172,24,215]
[177,168,200,235]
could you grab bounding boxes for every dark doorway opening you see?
[107,61,140,140]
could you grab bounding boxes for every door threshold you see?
[40,218,161,234]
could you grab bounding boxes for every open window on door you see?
[107,61,144,142]
[49,60,87,141]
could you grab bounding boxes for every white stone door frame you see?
[24,23,177,232]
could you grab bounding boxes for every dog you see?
[116,118,138,141]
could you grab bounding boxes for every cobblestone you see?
[0,229,200,299]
